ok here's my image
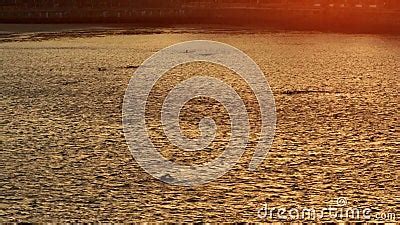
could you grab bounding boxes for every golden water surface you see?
[1,29,399,222]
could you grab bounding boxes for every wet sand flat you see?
[1,29,399,222]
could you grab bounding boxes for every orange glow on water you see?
[0,0,399,33]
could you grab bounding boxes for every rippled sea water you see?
[1,29,399,222]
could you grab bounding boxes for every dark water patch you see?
[279,90,341,95]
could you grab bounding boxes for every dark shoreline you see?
[1,22,399,35]
[1,7,400,34]
[1,22,399,44]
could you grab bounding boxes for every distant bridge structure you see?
[1,0,399,32]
